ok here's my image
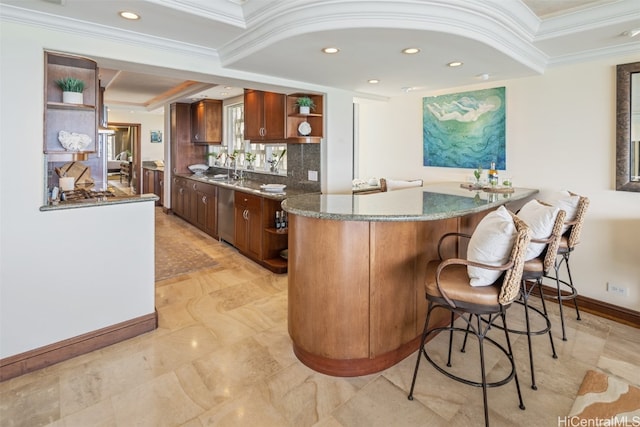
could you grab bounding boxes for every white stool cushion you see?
[545,190,580,234]
[467,206,517,286]
[517,200,560,260]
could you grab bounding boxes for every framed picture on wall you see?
[423,87,506,169]
[150,130,162,143]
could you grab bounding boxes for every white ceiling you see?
[1,0,638,111]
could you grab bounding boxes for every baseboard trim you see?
[0,311,157,382]
[537,284,639,328]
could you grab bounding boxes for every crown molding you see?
[144,0,247,28]
[220,0,548,73]
[535,0,640,39]
[0,4,219,60]
[546,41,640,67]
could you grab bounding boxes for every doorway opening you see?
[106,123,141,195]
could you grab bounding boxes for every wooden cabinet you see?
[143,168,154,194]
[173,177,217,238]
[171,176,192,220]
[193,181,217,238]
[191,99,222,144]
[143,168,164,206]
[286,93,323,143]
[170,103,207,175]
[156,170,164,206]
[243,89,286,141]
[44,52,98,161]
[234,191,263,260]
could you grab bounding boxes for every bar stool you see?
[460,201,566,390]
[543,192,590,341]
[511,202,566,390]
[408,207,531,427]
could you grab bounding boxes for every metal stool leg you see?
[536,280,557,359]
[408,301,434,400]
[563,254,581,321]
[521,283,537,390]
[502,312,526,411]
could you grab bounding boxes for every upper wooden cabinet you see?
[44,51,98,161]
[286,93,323,143]
[244,89,286,141]
[170,103,207,175]
[191,99,222,144]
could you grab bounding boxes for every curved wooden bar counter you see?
[282,183,537,377]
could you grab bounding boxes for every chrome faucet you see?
[231,169,244,181]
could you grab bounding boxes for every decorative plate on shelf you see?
[298,121,312,136]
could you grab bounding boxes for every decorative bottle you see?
[488,162,499,187]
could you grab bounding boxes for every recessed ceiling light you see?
[220,92,228,96]
[368,79,380,84]
[224,86,232,90]
[402,48,420,54]
[322,47,340,54]
[119,11,140,20]
[447,61,463,67]
[476,73,490,80]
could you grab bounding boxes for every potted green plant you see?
[55,77,86,104]
[244,152,256,170]
[295,96,315,114]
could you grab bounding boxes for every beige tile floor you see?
[1,209,639,427]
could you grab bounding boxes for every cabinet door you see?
[143,169,154,194]
[191,100,222,144]
[156,171,164,206]
[234,191,262,257]
[243,90,264,140]
[246,202,263,259]
[186,181,198,223]
[234,199,249,253]
[172,177,185,216]
[195,183,217,238]
[263,91,286,140]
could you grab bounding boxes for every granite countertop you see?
[178,173,316,201]
[40,193,158,211]
[282,182,538,221]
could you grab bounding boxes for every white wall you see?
[356,55,640,311]
[0,23,157,358]
[108,110,165,161]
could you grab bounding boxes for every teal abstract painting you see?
[423,87,505,169]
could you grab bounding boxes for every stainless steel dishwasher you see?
[217,187,235,245]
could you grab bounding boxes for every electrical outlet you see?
[607,282,628,296]
[308,170,318,181]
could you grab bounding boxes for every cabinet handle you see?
[202,196,207,203]
[193,183,197,190]
[194,133,199,140]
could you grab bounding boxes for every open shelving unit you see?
[286,93,323,143]
[44,51,98,160]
